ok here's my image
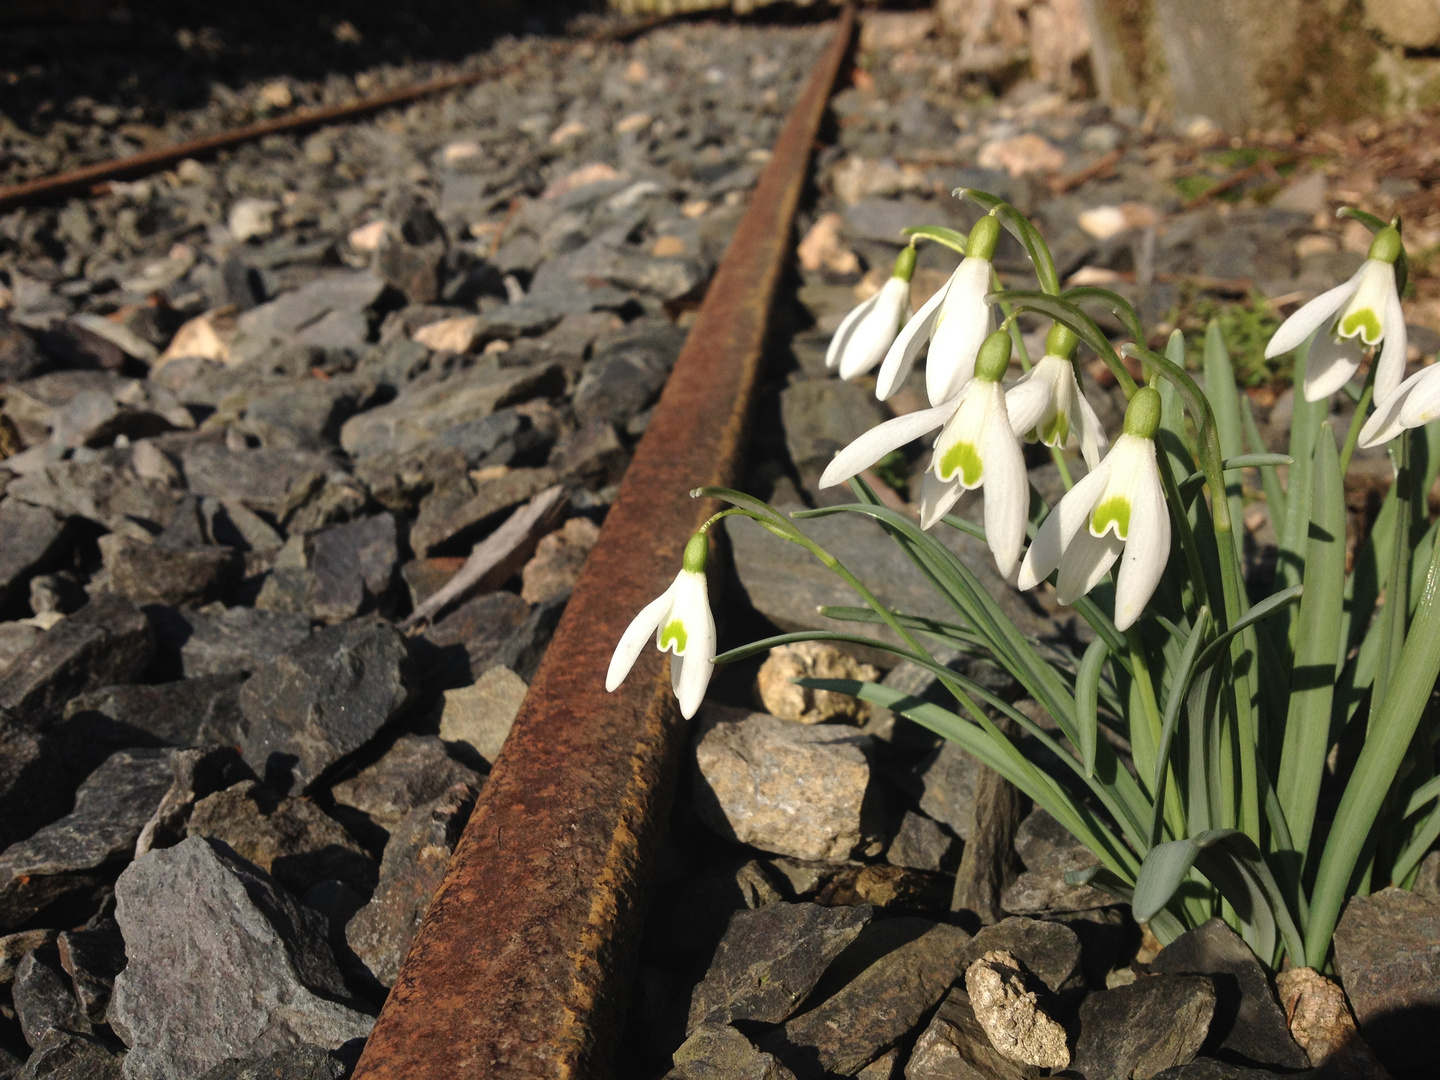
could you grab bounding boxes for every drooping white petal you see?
[668,571,716,718]
[1004,365,1055,437]
[818,399,958,489]
[1302,330,1365,403]
[1075,391,1109,471]
[1357,371,1418,449]
[605,579,677,691]
[1265,269,1365,359]
[931,380,994,487]
[918,469,964,529]
[1374,282,1409,404]
[825,291,880,371]
[838,278,911,380]
[979,394,1028,578]
[926,257,993,406]
[1016,458,1114,590]
[1054,527,1124,606]
[1398,366,1440,432]
[1112,449,1170,630]
[876,277,948,400]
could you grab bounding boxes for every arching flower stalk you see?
[606,531,716,719]
[1265,225,1408,404]
[1004,322,1110,470]
[820,330,1028,576]
[1017,386,1170,630]
[876,214,1001,407]
[826,245,916,380]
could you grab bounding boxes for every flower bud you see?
[967,215,1001,262]
[974,330,1013,382]
[892,244,917,282]
[1045,322,1080,360]
[1367,225,1402,265]
[682,531,709,573]
[1122,386,1162,439]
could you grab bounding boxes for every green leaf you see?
[1064,286,1146,346]
[1306,531,1440,967]
[1277,422,1346,870]
[1241,394,1286,528]
[1133,833,1216,923]
[1276,335,1327,648]
[1076,637,1109,778]
[1151,607,1212,845]
[1063,864,1190,944]
[901,224,967,255]
[1191,830,1305,964]
[1189,586,1303,677]
[1202,319,1247,564]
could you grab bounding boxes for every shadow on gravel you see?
[0,0,606,134]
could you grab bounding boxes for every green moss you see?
[1180,291,1285,388]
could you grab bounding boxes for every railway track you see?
[350,9,854,1077]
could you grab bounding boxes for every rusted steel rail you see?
[351,8,854,1080]
[0,19,667,212]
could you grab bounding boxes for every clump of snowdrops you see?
[608,189,1440,972]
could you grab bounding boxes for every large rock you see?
[150,604,311,679]
[57,674,247,771]
[410,466,557,556]
[339,360,562,458]
[110,837,373,1080]
[769,918,971,1077]
[0,500,69,614]
[345,781,478,988]
[571,318,685,425]
[438,665,528,765]
[692,706,876,862]
[135,745,255,856]
[98,534,241,608]
[418,590,549,688]
[0,722,70,852]
[308,513,400,624]
[195,1044,352,1080]
[779,379,887,494]
[967,917,1083,1000]
[963,950,1069,1069]
[1333,886,1440,1078]
[186,780,377,897]
[905,987,1036,1080]
[910,740,982,842]
[238,619,411,792]
[0,749,173,930]
[57,919,127,1025]
[0,596,155,728]
[665,1022,798,1080]
[687,902,873,1032]
[1071,975,1216,1080]
[329,734,480,829]
[13,940,91,1048]
[726,502,1056,654]
[1150,918,1306,1070]
[178,444,346,517]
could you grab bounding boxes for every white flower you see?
[1357,362,1440,449]
[1265,226,1407,404]
[877,215,1001,407]
[1005,329,1109,470]
[1017,387,1170,631]
[606,533,717,719]
[827,250,915,381]
[821,331,1028,577]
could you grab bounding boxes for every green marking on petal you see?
[1340,307,1381,342]
[1091,495,1131,539]
[659,619,688,653]
[1040,410,1070,448]
[937,441,983,485]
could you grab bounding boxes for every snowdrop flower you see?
[1356,361,1440,449]
[1265,225,1408,404]
[1005,323,1109,470]
[876,214,1000,407]
[820,330,1028,576]
[1017,387,1171,631]
[606,531,717,719]
[827,246,915,380]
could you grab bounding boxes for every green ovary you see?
[659,619,688,653]
[1340,307,1381,342]
[937,441,983,486]
[1039,410,1069,447]
[1091,496,1131,539]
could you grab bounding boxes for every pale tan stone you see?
[964,950,1071,1069]
[650,235,687,258]
[796,213,859,276]
[521,517,600,604]
[155,308,237,370]
[1275,967,1389,1077]
[756,641,878,725]
[412,316,483,354]
[348,219,387,252]
[439,666,529,765]
[978,134,1066,178]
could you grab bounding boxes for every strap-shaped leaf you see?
[1150,607,1212,845]
[1075,637,1109,778]
[1277,422,1345,868]
[1065,864,1189,944]
[1203,322,1246,562]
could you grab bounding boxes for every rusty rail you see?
[350,8,854,1079]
